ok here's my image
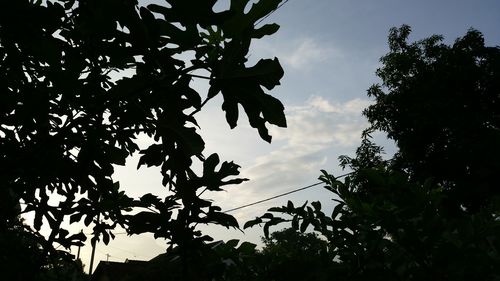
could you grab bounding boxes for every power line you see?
[223,172,354,213]
[105,244,150,259]
[255,0,290,27]
[97,248,127,261]
[84,232,127,235]
[224,182,322,213]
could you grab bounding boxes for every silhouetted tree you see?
[0,0,286,279]
[364,25,500,212]
[247,26,500,281]
[1,216,87,281]
[258,228,335,281]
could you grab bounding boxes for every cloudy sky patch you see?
[283,38,343,70]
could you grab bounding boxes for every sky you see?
[69,0,500,271]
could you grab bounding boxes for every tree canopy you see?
[365,26,500,212]
[258,228,334,281]
[0,0,287,278]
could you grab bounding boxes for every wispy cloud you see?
[251,37,342,71]
[270,96,371,147]
[207,96,371,221]
[283,38,342,70]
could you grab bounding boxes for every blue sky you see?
[73,0,500,270]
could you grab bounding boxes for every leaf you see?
[34,213,43,231]
[263,223,270,238]
[246,0,282,23]
[311,201,322,212]
[106,146,128,166]
[155,18,199,48]
[262,213,275,219]
[199,235,214,242]
[300,219,310,233]
[102,231,110,245]
[140,193,161,206]
[292,215,299,229]
[263,217,287,238]
[58,229,69,239]
[207,83,220,100]
[183,86,202,110]
[84,215,93,226]
[307,206,314,217]
[331,203,344,219]
[70,213,83,224]
[223,0,281,37]
[253,23,280,39]
[209,205,222,212]
[216,49,284,143]
[244,217,262,229]
[268,206,287,213]
[222,99,239,129]
[138,144,163,168]
[207,212,239,228]
[224,58,284,90]
[222,178,248,186]
[226,239,239,248]
[251,58,284,90]
[203,153,220,174]
[127,211,162,234]
[237,241,257,254]
[147,3,169,15]
[258,93,286,127]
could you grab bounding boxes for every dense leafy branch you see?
[1,0,287,276]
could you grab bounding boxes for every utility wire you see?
[105,244,150,259]
[84,231,127,235]
[223,171,354,213]
[224,182,322,213]
[97,248,127,261]
[254,0,290,27]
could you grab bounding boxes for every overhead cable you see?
[223,171,354,213]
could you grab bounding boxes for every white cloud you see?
[283,38,342,69]
[251,37,342,71]
[271,96,371,147]
[308,96,371,114]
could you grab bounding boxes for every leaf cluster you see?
[0,0,287,274]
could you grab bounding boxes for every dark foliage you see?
[258,228,335,281]
[1,217,87,281]
[365,25,500,212]
[0,0,286,279]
